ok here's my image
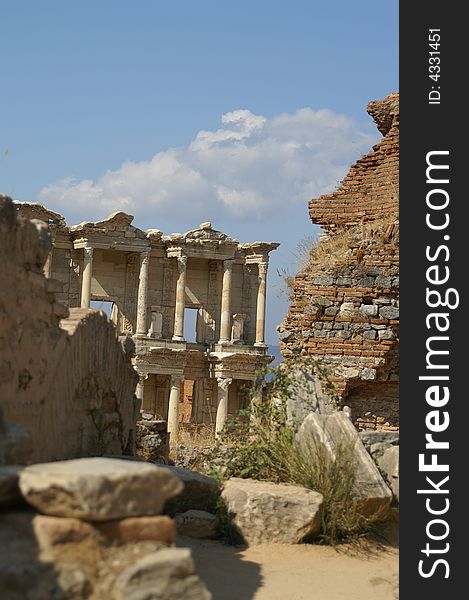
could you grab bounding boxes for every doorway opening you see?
[90,300,114,318]
[184,307,198,342]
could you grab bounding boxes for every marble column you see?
[215,377,232,437]
[43,252,53,278]
[167,374,183,441]
[135,249,151,337]
[255,262,268,346]
[136,374,148,411]
[172,255,187,341]
[80,245,93,308]
[43,232,56,278]
[218,259,234,343]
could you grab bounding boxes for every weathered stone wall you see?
[280,93,399,431]
[0,195,139,461]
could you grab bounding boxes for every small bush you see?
[204,359,389,545]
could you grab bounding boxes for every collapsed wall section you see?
[280,93,399,431]
[0,195,138,461]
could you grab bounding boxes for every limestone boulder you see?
[115,548,212,600]
[175,510,219,539]
[19,457,183,521]
[378,445,399,502]
[221,478,323,545]
[297,412,392,515]
[32,514,176,551]
[0,510,206,600]
[160,465,221,515]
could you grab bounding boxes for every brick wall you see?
[280,93,399,431]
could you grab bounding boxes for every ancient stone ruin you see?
[280,93,399,431]
[0,197,139,462]
[14,203,279,442]
[0,92,399,597]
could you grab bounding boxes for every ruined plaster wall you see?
[280,93,399,431]
[0,196,139,461]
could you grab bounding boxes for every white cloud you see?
[38,107,377,225]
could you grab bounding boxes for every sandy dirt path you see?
[178,535,399,600]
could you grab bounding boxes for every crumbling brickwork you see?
[0,195,139,461]
[280,93,399,431]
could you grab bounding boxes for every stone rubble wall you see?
[0,195,139,461]
[280,93,399,431]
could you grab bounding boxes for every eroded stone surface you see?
[0,510,199,600]
[221,478,323,545]
[0,196,139,462]
[297,411,392,515]
[115,548,212,600]
[19,457,183,521]
[98,516,176,545]
[378,445,399,502]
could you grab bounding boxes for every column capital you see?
[83,245,94,258]
[216,377,233,391]
[140,248,151,263]
[223,258,234,271]
[258,262,268,276]
[176,255,188,271]
[170,373,184,387]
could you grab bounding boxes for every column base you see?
[172,335,185,342]
[217,338,231,344]
[254,341,267,348]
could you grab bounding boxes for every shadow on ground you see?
[177,535,262,600]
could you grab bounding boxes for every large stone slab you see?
[19,457,183,521]
[160,465,221,515]
[221,478,323,545]
[297,411,392,515]
[285,368,328,427]
[378,445,399,502]
[115,548,212,600]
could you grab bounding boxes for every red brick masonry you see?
[280,93,399,431]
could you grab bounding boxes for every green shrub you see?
[205,359,389,545]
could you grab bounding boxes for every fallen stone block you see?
[359,430,399,447]
[378,445,399,502]
[19,457,183,521]
[221,478,323,545]
[32,515,97,551]
[297,412,392,516]
[175,510,219,539]
[115,547,212,600]
[97,515,176,545]
[160,465,221,516]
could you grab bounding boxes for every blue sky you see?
[1,0,398,344]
